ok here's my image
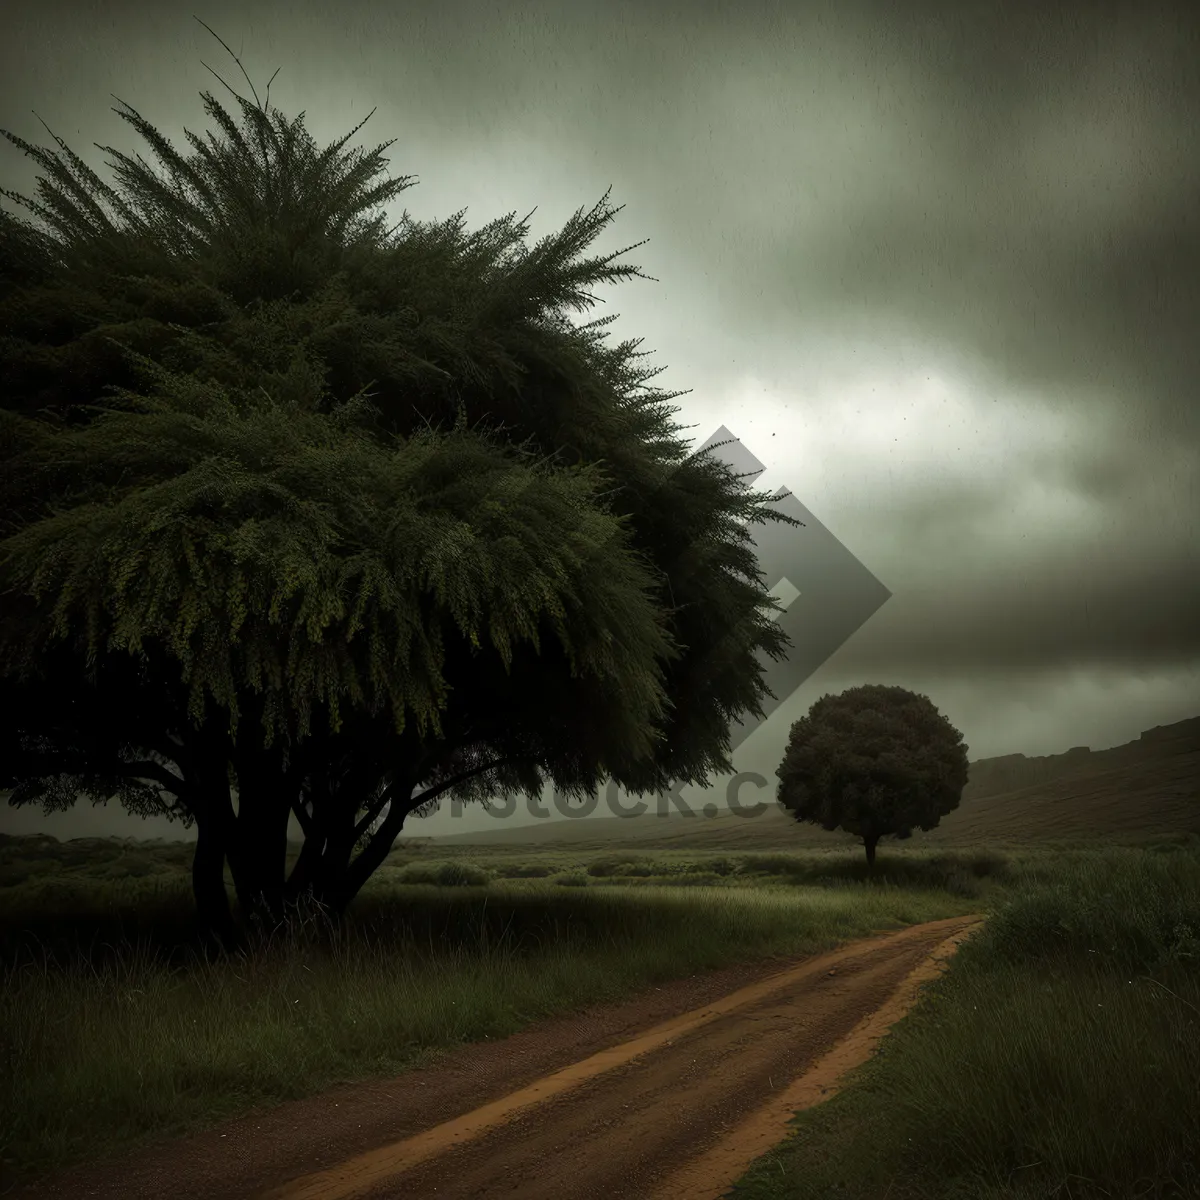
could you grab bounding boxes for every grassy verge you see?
[727,840,1200,1200]
[0,845,982,1190]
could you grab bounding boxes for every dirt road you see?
[13,914,981,1200]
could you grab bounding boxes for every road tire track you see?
[272,915,981,1200]
[8,915,981,1200]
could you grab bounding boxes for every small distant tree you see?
[775,684,969,870]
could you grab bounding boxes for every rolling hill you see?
[431,715,1200,850]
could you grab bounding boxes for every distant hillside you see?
[433,715,1200,849]
[961,715,1200,799]
[926,714,1199,844]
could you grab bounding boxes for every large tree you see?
[775,684,970,869]
[0,26,800,949]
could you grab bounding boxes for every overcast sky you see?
[2,0,1197,841]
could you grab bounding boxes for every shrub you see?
[740,854,808,877]
[586,856,635,877]
[965,848,1010,878]
[943,869,983,899]
[396,862,490,887]
[493,863,556,879]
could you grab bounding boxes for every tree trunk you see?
[309,768,365,909]
[284,822,327,904]
[228,741,294,931]
[864,834,879,872]
[280,742,507,921]
[184,721,243,955]
[320,777,417,916]
[192,811,238,954]
[288,753,389,916]
[321,754,506,915]
[283,766,348,937]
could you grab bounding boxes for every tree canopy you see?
[0,24,801,949]
[774,684,970,868]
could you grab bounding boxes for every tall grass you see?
[0,866,972,1188]
[729,844,1200,1200]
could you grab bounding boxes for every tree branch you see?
[112,758,189,798]
[290,793,313,838]
[346,754,519,873]
[344,739,467,846]
[350,782,395,845]
[142,732,193,779]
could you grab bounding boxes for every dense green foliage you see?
[0,27,798,947]
[775,683,970,867]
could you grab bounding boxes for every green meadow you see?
[1,832,1197,1199]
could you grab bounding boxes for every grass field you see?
[0,834,982,1190]
[1,831,1197,1198]
[729,838,1200,1200]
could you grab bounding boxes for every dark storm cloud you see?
[628,1,1200,434]
[787,8,1200,435]
[837,540,1200,675]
